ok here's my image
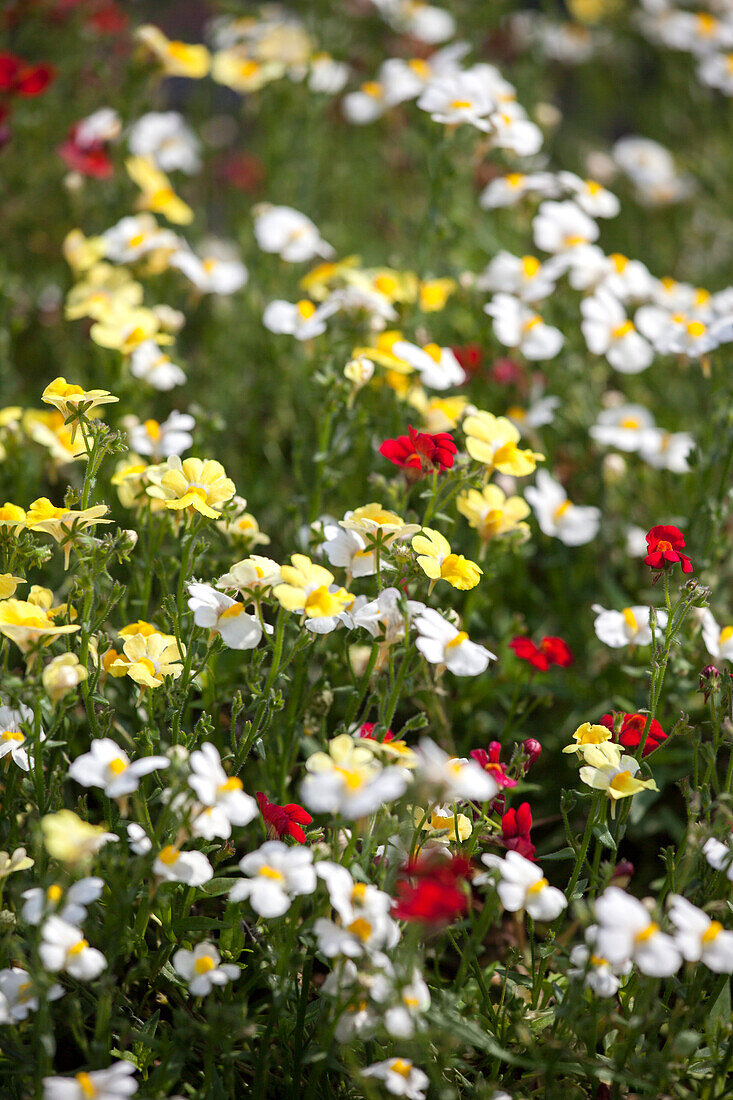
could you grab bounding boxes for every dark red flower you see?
[491,357,525,386]
[393,853,472,925]
[359,722,394,742]
[256,792,312,844]
[451,343,484,376]
[219,152,266,192]
[86,2,128,33]
[509,635,573,671]
[0,54,20,90]
[380,425,456,475]
[58,126,113,178]
[599,712,667,756]
[502,802,535,860]
[470,742,517,789]
[644,525,693,574]
[0,53,55,97]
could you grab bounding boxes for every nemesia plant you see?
[0,2,732,1099]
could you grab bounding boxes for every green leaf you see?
[592,822,617,850]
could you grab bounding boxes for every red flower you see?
[522,738,542,771]
[0,53,55,99]
[491,357,525,386]
[393,853,472,925]
[451,343,484,376]
[58,124,113,178]
[86,2,128,33]
[470,742,517,789]
[502,802,535,860]
[379,425,456,475]
[256,792,312,844]
[219,152,266,193]
[509,635,573,671]
[599,712,667,756]
[359,722,394,742]
[644,525,693,574]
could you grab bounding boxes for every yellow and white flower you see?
[701,609,733,662]
[274,554,354,632]
[532,199,599,254]
[108,632,185,688]
[0,701,44,771]
[361,1058,428,1100]
[581,289,654,373]
[414,738,499,801]
[579,749,658,814]
[593,887,681,976]
[39,917,107,981]
[41,810,117,864]
[525,470,600,545]
[187,742,257,840]
[486,293,564,359]
[592,604,667,647]
[68,738,169,798]
[414,609,496,676]
[477,251,557,303]
[456,484,531,544]
[153,845,213,886]
[253,204,334,263]
[187,583,265,650]
[172,941,240,996]
[42,653,88,702]
[146,456,236,519]
[0,599,80,653]
[478,851,567,920]
[411,528,482,590]
[301,734,409,818]
[668,895,733,973]
[390,338,465,390]
[127,110,201,174]
[229,840,316,916]
[263,297,339,340]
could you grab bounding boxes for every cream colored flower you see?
[24,498,111,568]
[0,599,80,654]
[0,574,25,599]
[0,848,34,880]
[108,632,185,688]
[42,654,88,702]
[146,456,236,520]
[456,485,530,544]
[41,810,117,864]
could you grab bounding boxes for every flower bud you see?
[611,860,634,887]
[699,664,721,702]
[522,738,542,771]
[42,652,88,702]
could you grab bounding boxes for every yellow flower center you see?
[144,418,161,441]
[450,99,472,109]
[686,321,706,338]
[158,845,180,866]
[352,883,367,903]
[127,232,145,249]
[374,274,399,296]
[258,865,285,881]
[108,757,128,775]
[445,630,468,651]
[609,770,633,791]
[620,417,640,429]
[506,173,525,188]
[609,253,628,272]
[564,234,586,247]
[423,342,442,362]
[523,315,542,332]
[622,608,638,634]
[1,730,24,742]
[720,626,733,644]
[75,1073,97,1099]
[348,917,373,942]
[361,81,383,98]
[296,300,316,319]
[527,877,548,896]
[138,657,158,678]
[696,12,717,34]
[218,776,244,793]
[238,60,260,78]
[408,58,430,77]
[194,955,216,974]
[391,1059,413,1078]
[219,603,245,620]
[521,255,541,278]
[586,179,602,194]
[702,920,723,944]
[590,954,608,967]
[67,938,89,957]
[553,500,572,521]
[47,884,63,904]
[634,921,659,944]
[612,320,634,339]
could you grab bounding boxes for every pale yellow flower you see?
[108,632,185,688]
[126,156,194,226]
[413,805,472,844]
[456,485,530,544]
[463,411,544,477]
[274,555,353,618]
[146,456,236,520]
[0,599,80,653]
[65,263,144,322]
[42,653,88,702]
[0,574,25,599]
[25,498,111,568]
[41,810,116,864]
[137,24,210,78]
[212,50,285,92]
[0,847,34,879]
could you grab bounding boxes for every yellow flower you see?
[418,277,456,312]
[108,632,185,688]
[211,50,285,92]
[579,752,659,816]
[65,263,144,322]
[0,599,80,653]
[25,498,111,568]
[63,229,107,273]
[90,306,172,354]
[413,805,472,844]
[126,156,194,226]
[118,619,167,640]
[274,555,353,618]
[346,267,418,304]
[299,256,360,300]
[562,722,614,758]
[41,378,118,423]
[0,574,25,599]
[463,411,544,476]
[24,410,89,465]
[137,24,211,78]
[408,389,468,431]
[146,456,236,520]
[216,496,270,545]
[42,653,88,702]
[351,331,414,374]
[456,485,530,543]
[411,528,482,591]
[41,810,114,864]
[341,503,419,544]
[0,847,34,879]
[0,503,26,531]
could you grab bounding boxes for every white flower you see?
[581,289,654,373]
[102,214,180,264]
[557,171,620,218]
[525,470,600,546]
[229,840,316,916]
[187,742,257,839]
[667,895,733,973]
[384,971,431,1037]
[699,51,733,96]
[612,136,692,205]
[567,943,626,997]
[129,340,186,390]
[127,823,151,855]
[315,862,400,957]
[479,171,558,209]
[127,411,195,459]
[68,738,169,798]
[342,81,389,125]
[127,111,200,173]
[414,608,496,675]
[703,836,733,880]
[22,877,103,926]
[308,54,351,95]
[362,1058,429,1099]
[485,294,564,360]
[347,587,425,644]
[321,524,380,579]
[170,245,248,295]
[0,967,63,1021]
[414,737,499,802]
[187,582,264,650]
[589,404,657,453]
[593,887,681,976]
[507,391,560,429]
[638,429,695,473]
[532,200,599,254]
[301,734,409,818]
[42,1060,137,1100]
[382,0,456,44]
[75,107,121,147]
[417,69,496,130]
[477,251,557,303]
[153,846,213,886]
[39,917,107,980]
[253,204,334,262]
[490,102,543,156]
[701,609,733,661]
[263,298,339,340]
[591,604,667,647]
[478,851,567,920]
[0,701,44,771]
[390,339,465,390]
[172,941,240,995]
